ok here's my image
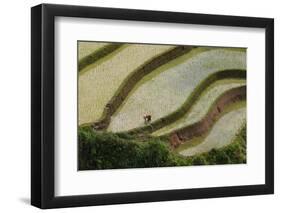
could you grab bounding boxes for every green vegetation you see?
[188,124,246,165]
[78,127,176,170]
[78,42,247,170]
[78,124,246,170]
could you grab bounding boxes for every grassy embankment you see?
[78,123,246,170]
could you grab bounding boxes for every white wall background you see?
[0,0,279,212]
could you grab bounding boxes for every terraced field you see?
[178,105,246,156]
[152,79,246,136]
[78,41,107,60]
[79,43,175,125]
[78,41,247,170]
[108,49,246,132]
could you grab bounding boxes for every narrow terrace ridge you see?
[79,43,124,71]
[167,85,246,148]
[79,44,174,125]
[125,69,246,135]
[92,46,196,130]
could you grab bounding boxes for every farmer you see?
[143,114,152,124]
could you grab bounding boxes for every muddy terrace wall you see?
[127,69,246,134]
[92,46,195,130]
[172,85,246,141]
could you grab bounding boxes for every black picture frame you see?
[31,3,274,209]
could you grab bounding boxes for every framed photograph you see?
[31,3,274,209]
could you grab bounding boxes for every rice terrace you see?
[78,41,247,170]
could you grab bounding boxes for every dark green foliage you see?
[79,44,123,71]
[78,125,246,170]
[115,132,136,140]
[78,127,177,170]
[192,156,207,165]
[140,140,171,167]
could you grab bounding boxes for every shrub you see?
[192,156,207,165]
[189,124,246,165]
[78,124,246,170]
[78,127,177,170]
